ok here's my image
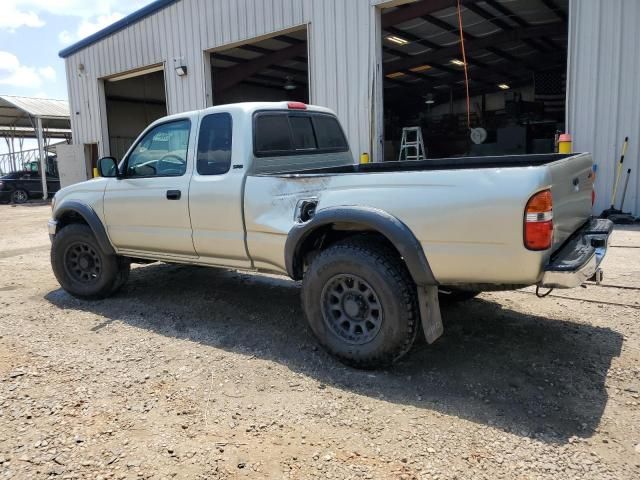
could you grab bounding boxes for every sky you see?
[0,0,153,154]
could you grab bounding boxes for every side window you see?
[126,119,190,177]
[197,113,233,175]
[313,115,348,150]
[255,114,292,154]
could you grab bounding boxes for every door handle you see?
[166,190,181,200]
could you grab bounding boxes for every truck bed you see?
[245,151,594,285]
[262,153,576,176]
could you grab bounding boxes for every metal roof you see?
[0,95,70,130]
[0,126,71,139]
[0,95,69,119]
[58,0,178,58]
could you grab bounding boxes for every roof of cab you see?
[152,102,336,125]
[202,102,335,116]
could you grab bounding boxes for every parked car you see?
[47,102,612,368]
[0,170,60,204]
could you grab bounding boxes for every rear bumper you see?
[540,218,613,289]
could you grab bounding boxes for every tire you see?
[302,237,419,369]
[51,224,130,300]
[11,189,28,204]
[438,288,480,304]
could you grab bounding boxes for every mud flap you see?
[417,286,443,344]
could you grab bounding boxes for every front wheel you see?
[11,189,28,204]
[302,238,419,369]
[51,224,130,300]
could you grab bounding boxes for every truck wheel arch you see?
[285,206,437,287]
[54,201,116,256]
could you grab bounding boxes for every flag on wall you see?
[535,70,566,115]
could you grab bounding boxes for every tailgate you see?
[548,153,594,250]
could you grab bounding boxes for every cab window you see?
[126,120,190,177]
[197,113,232,175]
[253,112,348,157]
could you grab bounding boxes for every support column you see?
[36,116,48,200]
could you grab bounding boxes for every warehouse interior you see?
[381,0,569,161]
[211,28,309,105]
[104,67,167,160]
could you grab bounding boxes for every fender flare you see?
[285,206,437,286]
[54,201,116,255]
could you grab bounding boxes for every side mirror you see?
[97,157,119,178]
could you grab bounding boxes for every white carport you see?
[0,95,71,198]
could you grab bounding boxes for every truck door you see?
[188,112,251,268]
[103,118,196,257]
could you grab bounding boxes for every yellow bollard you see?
[360,153,370,164]
[558,133,572,154]
[93,167,99,178]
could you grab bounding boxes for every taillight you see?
[287,102,307,110]
[524,189,553,250]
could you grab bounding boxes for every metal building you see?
[59,0,640,216]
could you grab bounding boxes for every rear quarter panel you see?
[244,166,554,285]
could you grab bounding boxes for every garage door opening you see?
[211,28,309,105]
[380,0,569,160]
[104,66,167,159]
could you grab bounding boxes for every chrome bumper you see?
[540,218,613,289]
[47,219,58,239]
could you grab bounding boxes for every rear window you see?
[290,116,316,150]
[254,114,292,153]
[313,115,348,150]
[254,111,348,157]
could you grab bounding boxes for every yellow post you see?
[93,167,99,178]
[360,153,370,164]
[558,133,572,154]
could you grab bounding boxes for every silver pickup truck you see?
[48,102,613,368]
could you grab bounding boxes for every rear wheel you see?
[51,224,129,300]
[11,189,28,204]
[302,237,419,369]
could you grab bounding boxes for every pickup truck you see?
[48,101,613,368]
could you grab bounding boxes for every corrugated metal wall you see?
[568,0,640,215]
[65,0,388,162]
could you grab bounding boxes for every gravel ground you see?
[0,204,639,479]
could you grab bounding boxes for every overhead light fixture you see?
[425,93,435,105]
[498,83,511,90]
[410,64,432,73]
[283,76,297,91]
[386,71,406,79]
[450,59,465,66]
[386,35,409,46]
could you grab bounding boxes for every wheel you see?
[51,224,130,300]
[302,237,419,369]
[11,189,28,204]
[438,288,480,304]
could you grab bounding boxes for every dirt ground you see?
[0,204,639,480]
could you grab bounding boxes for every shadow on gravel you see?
[45,262,623,444]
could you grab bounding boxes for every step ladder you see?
[398,127,427,161]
